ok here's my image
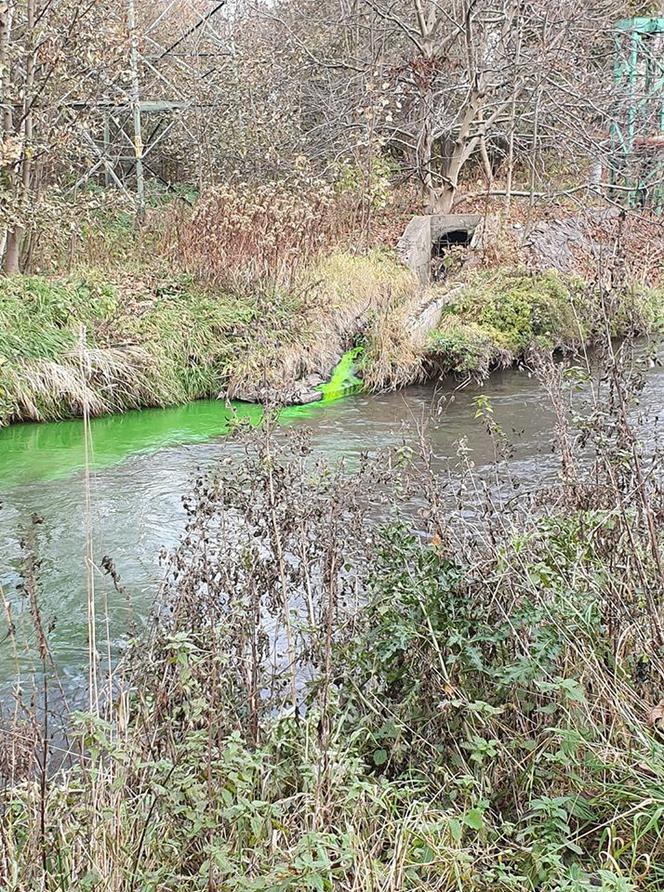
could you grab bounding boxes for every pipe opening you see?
[431,229,473,281]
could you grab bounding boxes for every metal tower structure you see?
[70,0,229,217]
[611,16,664,210]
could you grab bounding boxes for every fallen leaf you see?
[647,699,664,729]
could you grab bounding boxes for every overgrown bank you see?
[0,251,421,426]
[426,268,664,378]
[2,257,663,427]
[3,340,664,890]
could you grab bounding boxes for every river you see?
[1,354,663,694]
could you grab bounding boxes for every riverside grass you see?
[2,256,663,426]
[2,340,664,891]
[0,251,419,426]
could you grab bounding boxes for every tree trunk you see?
[434,88,483,213]
[420,98,436,209]
[412,1,437,209]
[4,231,19,273]
[0,0,14,271]
[127,0,146,225]
[3,0,34,274]
[432,185,456,213]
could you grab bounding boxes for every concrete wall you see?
[397,213,481,284]
[396,215,432,284]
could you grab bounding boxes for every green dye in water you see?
[318,348,363,402]
[0,350,363,489]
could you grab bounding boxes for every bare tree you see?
[1,0,654,253]
[0,0,125,273]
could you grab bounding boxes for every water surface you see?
[1,357,663,691]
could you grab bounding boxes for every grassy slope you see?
[0,271,241,424]
[427,268,664,378]
[0,252,420,426]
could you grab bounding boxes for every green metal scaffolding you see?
[611,17,664,210]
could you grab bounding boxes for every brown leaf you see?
[647,700,664,728]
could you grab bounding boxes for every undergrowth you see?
[427,268,664,378]
[26,186,182,275]
[2,335,664,890]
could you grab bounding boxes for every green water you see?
[318,348,363,401]
[0,349,363,489]
[0,398,346,489]
[0,400,253,488]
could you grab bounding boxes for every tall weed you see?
[2,332,664,890]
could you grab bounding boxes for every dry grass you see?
[3,344,177,424]
[223,250,425,400]
[359,285,429,390]
[179,182,342,286]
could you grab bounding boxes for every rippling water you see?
[1,352,663,691]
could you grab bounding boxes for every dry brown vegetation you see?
[3,332,664,890]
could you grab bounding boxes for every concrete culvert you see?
[397,213,480,284]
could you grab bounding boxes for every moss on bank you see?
[427,268,664,378]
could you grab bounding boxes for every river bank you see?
[2,251,662,428]
[0,250,417,425]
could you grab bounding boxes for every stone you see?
[290,388,323,405]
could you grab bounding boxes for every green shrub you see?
[456,269,591,352]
